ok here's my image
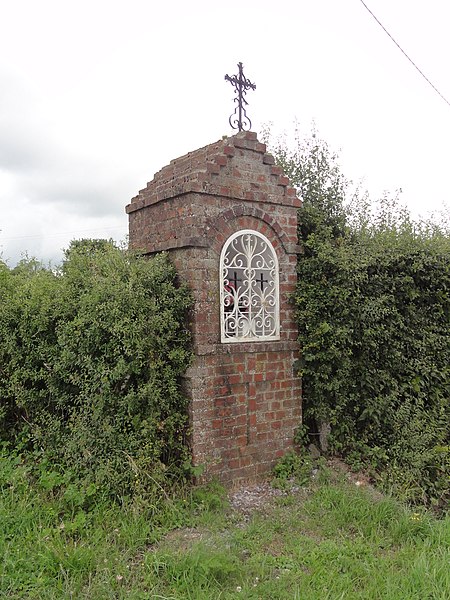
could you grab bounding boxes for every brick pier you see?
[126,131,302,483]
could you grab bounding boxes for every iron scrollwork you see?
[225,62,256,132]
[220,230,280,342]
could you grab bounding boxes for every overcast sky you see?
[1,0,449,266]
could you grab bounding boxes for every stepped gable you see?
[125,131,300,213]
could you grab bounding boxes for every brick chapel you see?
[126,130,302,483]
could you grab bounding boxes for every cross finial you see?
[225,62,256,132]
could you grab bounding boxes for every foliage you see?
[264,125,450,509]
[2,448,449,599]
[272,450,317,488]
[0,241,193,500]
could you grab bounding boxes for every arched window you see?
[220,230,280,342]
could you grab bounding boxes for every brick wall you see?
[126,131,302,483]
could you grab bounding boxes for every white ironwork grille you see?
[220,230,280,342]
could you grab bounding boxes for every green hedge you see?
[266,127,449,509]
[0,241,192,500]
[296,223,449,508]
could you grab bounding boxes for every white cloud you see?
[0,0,449,266]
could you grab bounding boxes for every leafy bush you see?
[272,451,316,488]
[0,241,193,500]
[265,126,450,509]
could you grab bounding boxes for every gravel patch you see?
[228,480,300,517]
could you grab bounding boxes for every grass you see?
[1,452,449,599]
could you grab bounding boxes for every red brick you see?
[127,132,302,485]
[215,155,228,167]
[263,153,275,165]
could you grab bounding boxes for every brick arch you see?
[207,205,290,256]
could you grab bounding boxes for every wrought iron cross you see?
[230,271,242,289]
[256,272,268,291]
[225,62,256,132]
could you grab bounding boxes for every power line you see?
[358,0,450,109]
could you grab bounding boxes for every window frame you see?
[219,229,280,343]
